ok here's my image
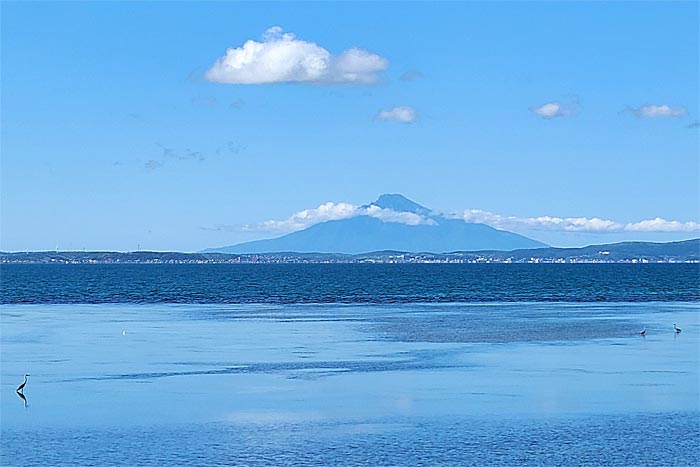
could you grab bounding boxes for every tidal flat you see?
[1,302,698,466]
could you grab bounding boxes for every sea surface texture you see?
[1,264,699,466]
[2,263,699,303]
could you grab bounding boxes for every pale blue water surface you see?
[1,302,699,466]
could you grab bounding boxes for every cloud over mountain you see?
[205,27,388,85]
[242,198,700,235]
[242,201,434,234]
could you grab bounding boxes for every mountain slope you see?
[204,194,547,254]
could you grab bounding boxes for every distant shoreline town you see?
[2,239,698,264]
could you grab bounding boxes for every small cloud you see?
[687,121,699,129]
[531,101,577,119]
[375,106,417,123]
[400,70,423,81]
[206,27,388,85]
[144,160,164,170]
[624,104,688,118]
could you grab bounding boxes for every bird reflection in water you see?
[16,390,27,408]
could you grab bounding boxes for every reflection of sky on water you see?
[1,303,698,465]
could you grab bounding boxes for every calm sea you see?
[2,263,699,303]
[1,264,699,466]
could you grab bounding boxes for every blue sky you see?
[1,1,698,251]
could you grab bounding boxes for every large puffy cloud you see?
[243,202,434,234]
[458,209,700,233]
[206,27,388,85]
[626,104,687,118]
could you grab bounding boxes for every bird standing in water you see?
[673,324,682,334]
[639,327,647,336]
[16,374,29,393]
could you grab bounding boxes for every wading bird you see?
[673,324,682,334]
[639,327,647,336]
[16,374,29,393]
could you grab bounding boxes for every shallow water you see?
[1,303,699,466]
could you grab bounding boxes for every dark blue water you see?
[2,263,699,303]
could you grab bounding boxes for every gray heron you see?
[16,374,29,393]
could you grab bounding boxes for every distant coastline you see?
[2,239,698,264]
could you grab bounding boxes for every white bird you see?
[639,327,647,336]
[16,374,29,393]
[673,323,682,334]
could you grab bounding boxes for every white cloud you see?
[244,202,359,234]
[362,205,436,226]
[626,104,688,118]
[243,202,434,234]
[206,27,388,85]
[531,101,577,119]
[239,201,699,236]
[624,218,700,232]
[375,106,417,123]
[457,209,700,233]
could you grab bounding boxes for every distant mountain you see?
[203,194,547,254]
